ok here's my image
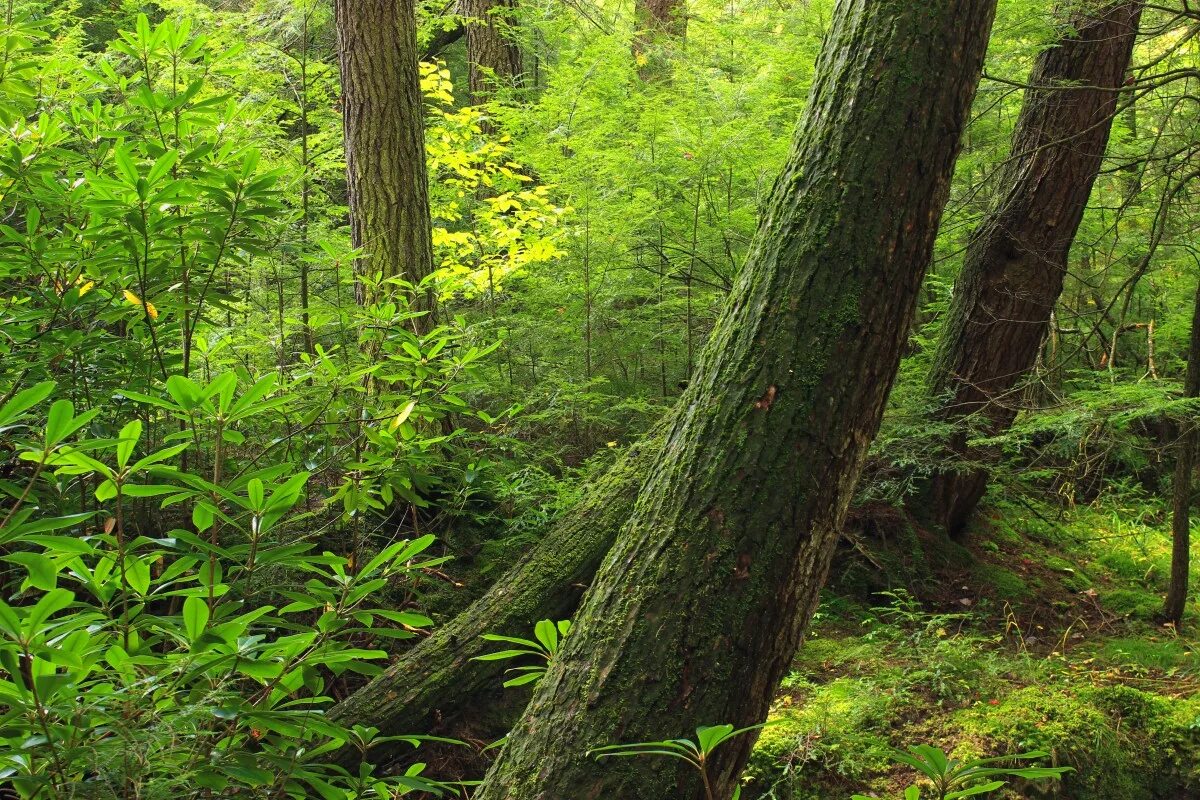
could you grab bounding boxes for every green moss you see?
[749,497,1200,800]
[1094,549,1146,582]
[955,684,1200,800]
[1043,555,1093,591]
[1100,586,1163,620]
[973,563,1031,603]
[794,634,889,674]
[1093,637,1200,673]
[988,518,1024,547]
[745,677,902,798]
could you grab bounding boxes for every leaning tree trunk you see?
[474,1,996,798]
[1164,276,1200,628]
[632,0,686,80]
[335,0,435,314]
[922,0,1143,535]
[327,425,663,738]
[463,0,522,105]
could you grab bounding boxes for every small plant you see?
[853,744,1071,800]
[865,589,969,647]
[474,619,571,687]
[590,722,772,800]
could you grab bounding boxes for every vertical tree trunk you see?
[335,0,435,314]
[632,0,685,80]
[922,1,1143,535]
[463,0,522,105]
[474,1,996,798]
[1164,276,1200,628]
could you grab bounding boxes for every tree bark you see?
[474,1,995,798]
[327,424,664,738]
[632,0,685,80]
[335,0,435,313]
[922,1,1143,535]
[1164,275,1200,628]
[463,0,522,105]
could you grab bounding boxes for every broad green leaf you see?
[45,399,74,445]
[696,724,734,755]
[473,649,536,661]
[183,595,209,641]
[945,781,1007,799]
[116,419,142,469]
[5,552,58,591]
[0,381,54,426]
[534,619,558,653]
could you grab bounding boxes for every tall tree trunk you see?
[1164,276,1200,628]
[463,0,522,105]
[475,1,995,798]
[327,426,662,738]
[632,0,685,80]
[922,1,1143,535]
[335,0,435,314]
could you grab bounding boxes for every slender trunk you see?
[583,197,593,382]
[1164,276,1200,628]
[922,1,1143,535]
[476,1,994,797]
[334,0,435,317]
[299,7,314,358]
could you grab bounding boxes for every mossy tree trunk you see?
[334,0,435,315]
[473,1,996,798]
[1164,275,1200,628]
[922,1,1143,535]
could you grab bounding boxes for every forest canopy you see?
[0,0,1198,798]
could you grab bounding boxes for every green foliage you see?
[853,745,1069,800]
[591,722,773,800]
[473,618,571,687]
[957,684,1200,800]
[0,12,513,795]
[3,1,1200,798]
[746,676,899,797]
[0,382,456,798]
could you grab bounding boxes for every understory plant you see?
[589,722,772,800]
[474,618,571,687]
[852,745,1071,800]
[0,380,454,798]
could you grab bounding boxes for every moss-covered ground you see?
[745,497,1200,799]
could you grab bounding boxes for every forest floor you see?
[743,497,1200,800]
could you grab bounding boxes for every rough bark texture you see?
[1164,276,1200,627]
[632,0,685,80]
[463,0,522,105]
[327,427,663,738]
[474,1,996,798]
[923,1,1143,535]
[335,0,435,311]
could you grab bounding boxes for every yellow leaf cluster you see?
[123,289,159,320]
